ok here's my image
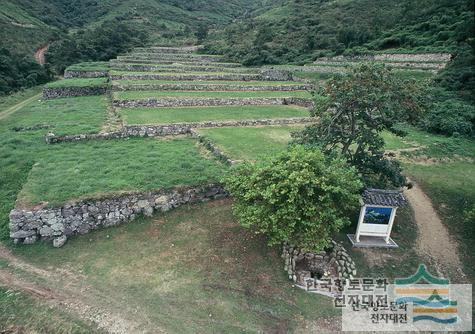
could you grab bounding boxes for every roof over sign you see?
[362,188,407,207]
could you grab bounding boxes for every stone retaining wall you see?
[111,64,256,73]
[282,241,357,294]
[118,54,223,62]
[190,130,236,165]
[10,184,226,247]
[44,117,316,144]
[112,83,313,92]
[110,60,242,67]
[110,73,262,81]
[315,53,451,63]
[43,86,108,99]
[134,46,199,53]
[64,70,109,78]
[112,97,314,108]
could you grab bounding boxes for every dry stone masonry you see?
[64,70,109,78]
[43,86,108,99]
[282,241,357,295]
[44,117,316,144]
[112,83,313,92]
[10,184,226,247]
[113,97,314,108]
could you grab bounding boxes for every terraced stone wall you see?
[44,117,316,144]
[112,83,313,92]
[10,184,226,247]
[112,97,314,108]
[64,70,109,78]
[110,73,262,81]
[43,86,108,99]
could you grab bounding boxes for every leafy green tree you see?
[293,64,427,187]
[224,146,362,252]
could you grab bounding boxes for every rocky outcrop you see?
[43,86,108,99]
[10,184,226,246]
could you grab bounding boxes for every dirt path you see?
[0,245,156,334]
[34,44,49,65]
[404,181,466,280]
[0,93,41,122]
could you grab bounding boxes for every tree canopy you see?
[224,146,362,252]
[293,63,428,187]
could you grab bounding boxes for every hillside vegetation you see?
[0,0,280,95]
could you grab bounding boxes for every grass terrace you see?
[17,137,224,207]
[197,125,304,161]
[112,80,307,86]
[120,105,310,124]
[45,78,109,88]
[113,90,312,100]
[66,61,110,72]
[109,70,253,76]
[5,95,108,135]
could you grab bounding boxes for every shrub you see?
[421,98,474,136]
[224,146,362,252]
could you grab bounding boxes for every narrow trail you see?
[34,44,49,65]
[0,245,155,334]
[404,181,466,281]
[0,93,41,122]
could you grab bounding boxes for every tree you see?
[224,146,362,252]
[293,63,427,187]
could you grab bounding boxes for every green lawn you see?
[66,62,110,72]
[197,125,303,161]
[120,105,310,124]
[17,137,224,207]
[112,80,305,86]
[113,90,312,100]
[45,78,109,88]
[10,200,337,333]
[4,95,108,135]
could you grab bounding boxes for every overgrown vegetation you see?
[205,0,473,64]
[0,48,53,95]
[225,146,362,252]
[46,20,148,73]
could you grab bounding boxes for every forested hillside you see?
[0,0,279,95]
[205,0,473,64]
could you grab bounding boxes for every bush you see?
[224,146,362,252]
[421,98,474,136]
